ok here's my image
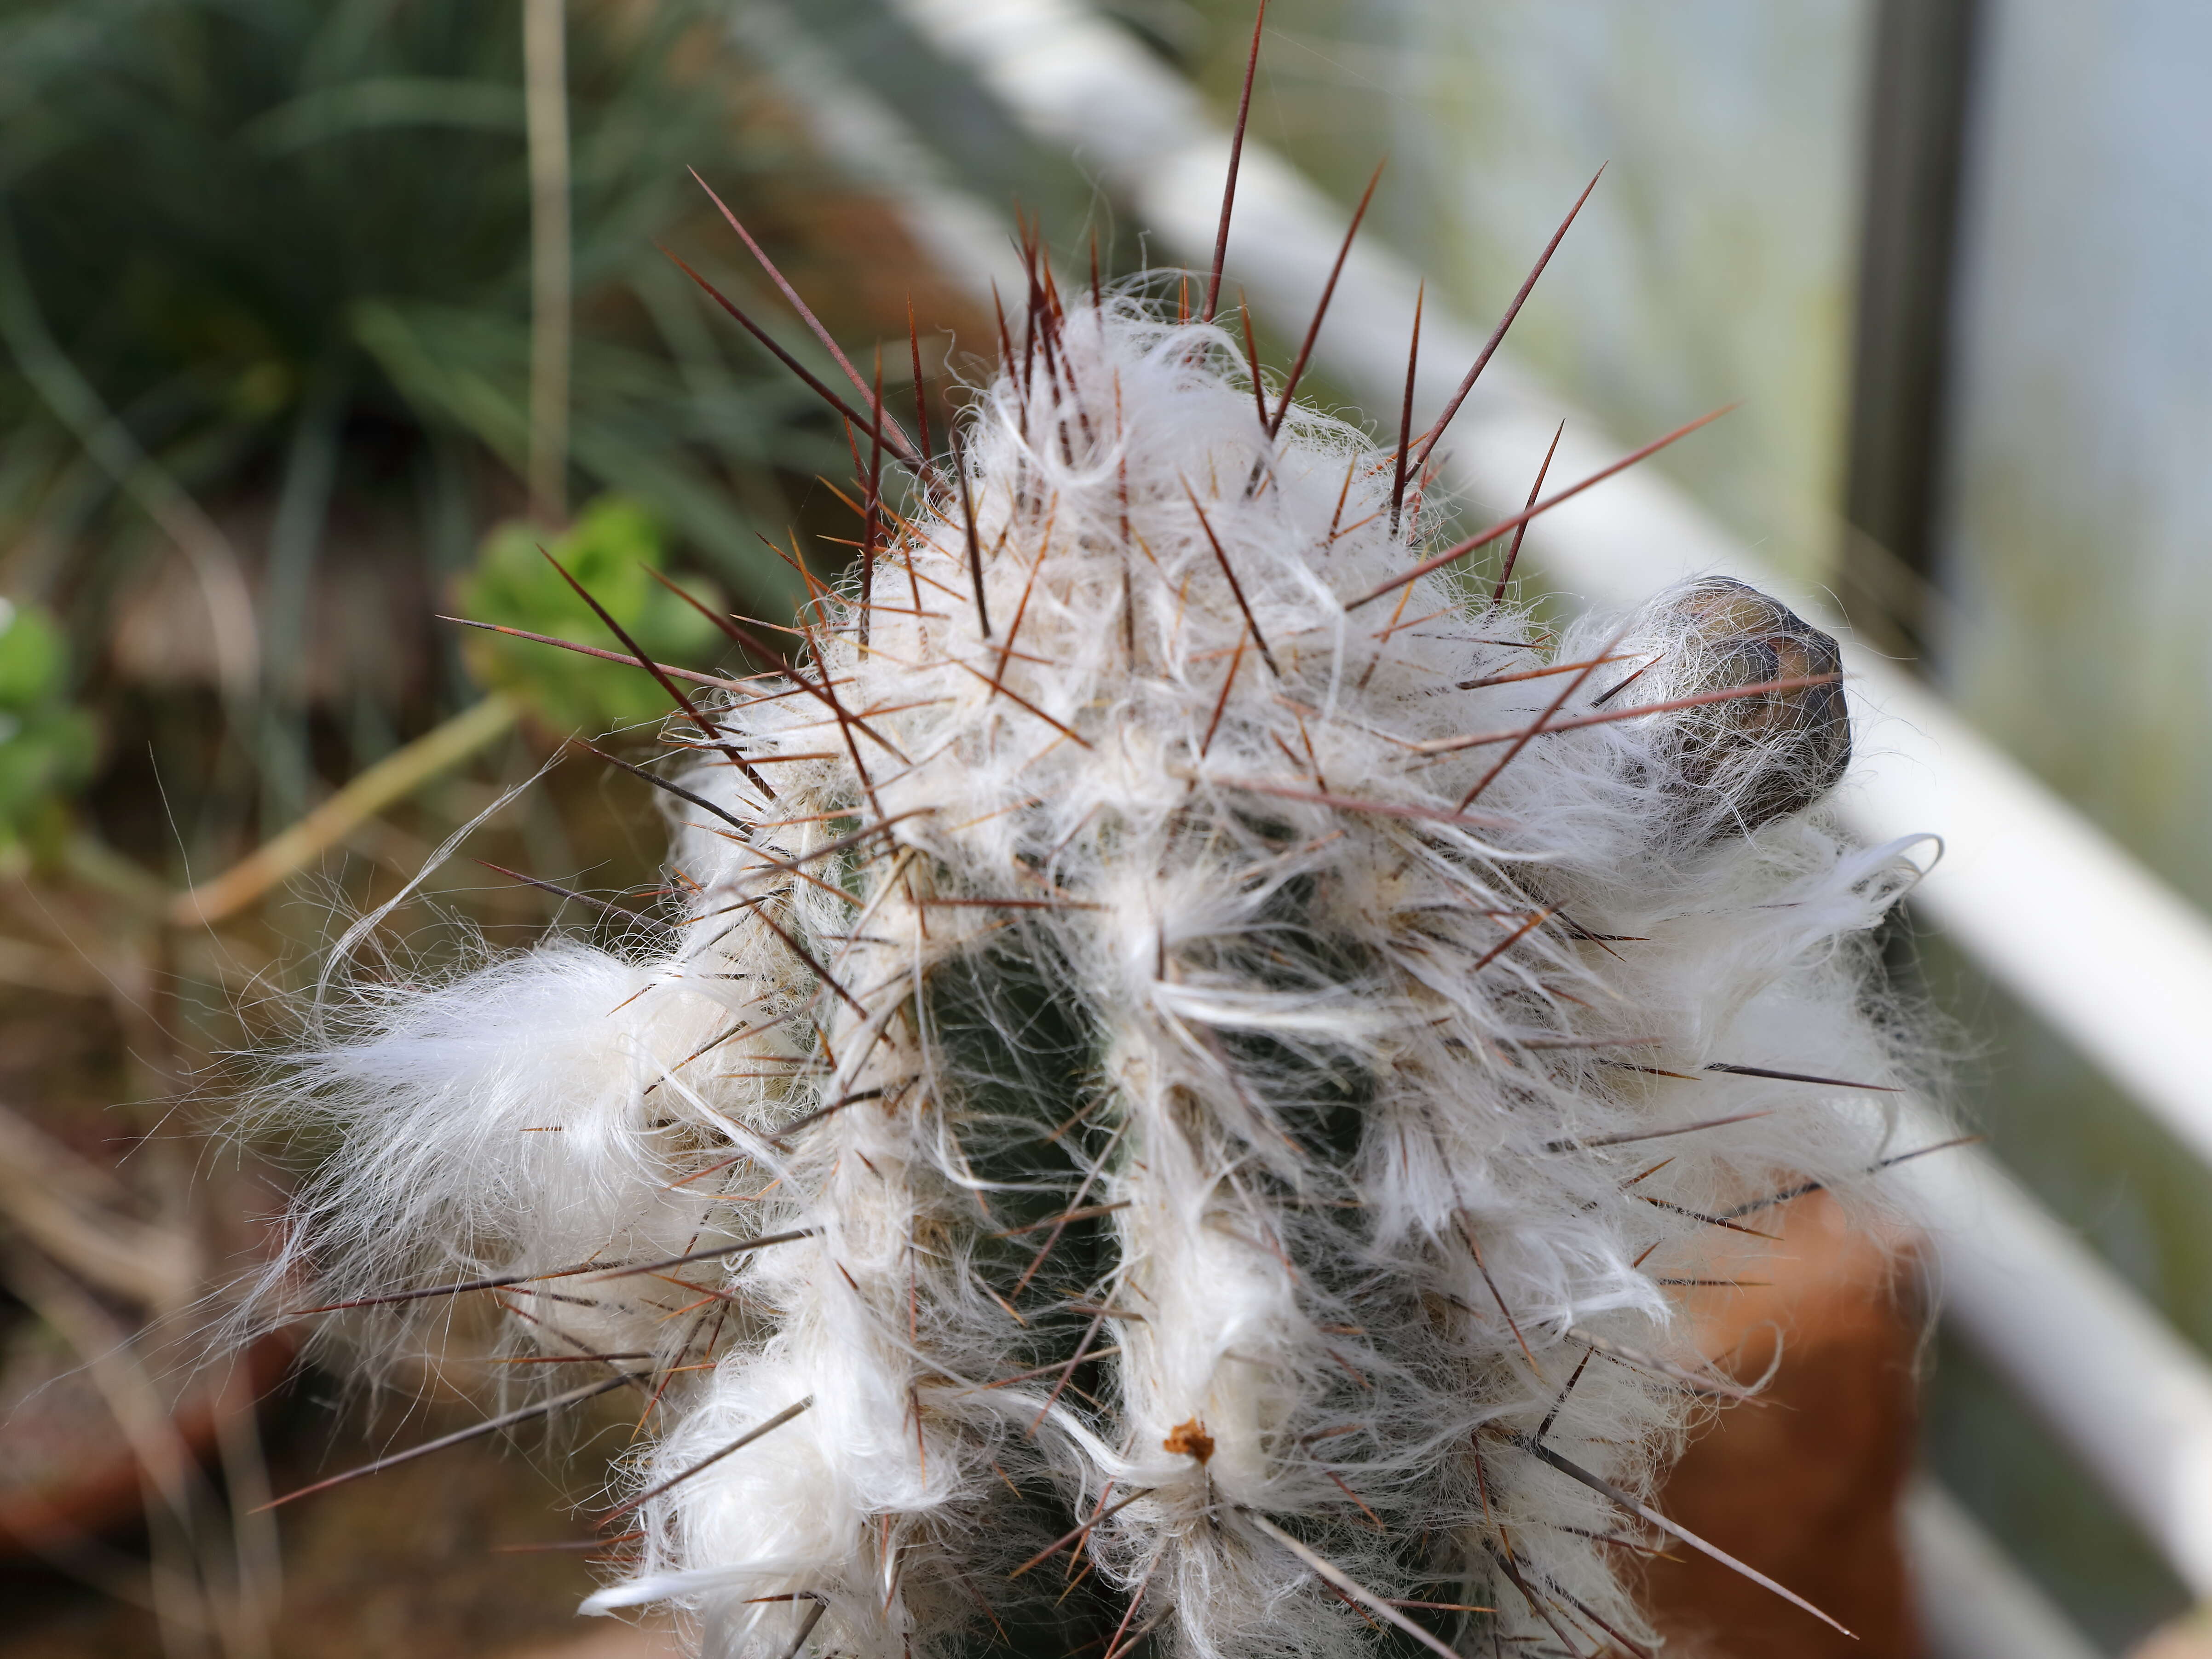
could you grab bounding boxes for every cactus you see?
[253,270,1931,1658]
[249,46,1935,1653]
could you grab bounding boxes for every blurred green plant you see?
[456,494,725,735]
[168,491,732,927]
[0,597,96,869]
[0,0,830,850]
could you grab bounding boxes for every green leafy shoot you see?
[457,495,726,736]
[0,598,96,863]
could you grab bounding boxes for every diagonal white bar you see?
[1891,1105,2212,1599]
[1906,1479,2105,1659]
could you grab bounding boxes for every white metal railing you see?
[751,0,2212,1641]
[1907,1479,2104,1659]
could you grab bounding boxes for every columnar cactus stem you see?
[254,278,1928,1659]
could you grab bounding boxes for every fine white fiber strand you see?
[249,285,1934,1659]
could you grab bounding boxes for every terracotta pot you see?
[1642,1190,1925,1658]
[0,1112,297,1558]
[0,1320,294,1555]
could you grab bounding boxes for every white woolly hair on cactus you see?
[242,61,1941,1659]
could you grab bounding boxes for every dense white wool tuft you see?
[252,291,1932,1659]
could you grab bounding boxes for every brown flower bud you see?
[1616,577,1851,840]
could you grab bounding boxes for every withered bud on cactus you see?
[1617,576,1853,843]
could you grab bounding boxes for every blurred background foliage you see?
[0,599,95,865]
[458,496,724,737]
[0,1,979,1649]
[0,0,846,878]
